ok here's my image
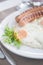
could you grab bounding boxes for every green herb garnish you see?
[3,26,21,48]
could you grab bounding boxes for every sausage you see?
[19,11,43,26]
[15,6,43,26]
[16,6,43,22]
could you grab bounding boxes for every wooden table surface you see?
[0,0,43,65]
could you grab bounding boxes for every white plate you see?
[0,10,43,59]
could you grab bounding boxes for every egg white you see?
[14,17,43,48]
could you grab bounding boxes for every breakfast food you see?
[2,6,43,49]
[16,6,43,26]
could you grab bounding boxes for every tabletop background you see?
[0,0,43,65]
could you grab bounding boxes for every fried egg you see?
[14,17,43,48]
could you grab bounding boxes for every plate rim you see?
[0,11,43,59]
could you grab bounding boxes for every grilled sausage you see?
[15,6,43,26]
